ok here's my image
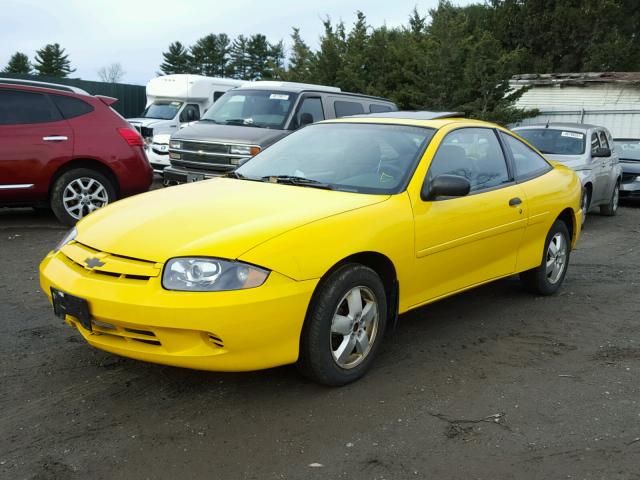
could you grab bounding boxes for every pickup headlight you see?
[54,227,77,253]
[162,257,269,292]
[229,145,261,156]
[169,140,182,149]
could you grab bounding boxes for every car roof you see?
[0,78,89,95]
[513,122,602,132]
[351,111,464,120]
[321,115,494,130]
[234,81,395,103]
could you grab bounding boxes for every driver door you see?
[409,127,528,306]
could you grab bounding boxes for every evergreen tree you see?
[160,41,192,75]
[190,34,230,77]
[283,28,314,83]
[3,52,32,74]
[227,35,250,79]
[313,18,346,86]
[33,43,75,77]
[338,11,370,92]
[246,34,274,80]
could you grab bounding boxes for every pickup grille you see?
[180,141,229,154]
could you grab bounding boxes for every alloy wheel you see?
[330,286,379,369]
[545,232,568,284]
[62,177,109,220]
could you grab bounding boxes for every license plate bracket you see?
[187,173,205,183]
[51,287,92,331]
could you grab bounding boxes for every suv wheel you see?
[599,181,619,216]
[51,168,116,225]
[297,264,387,386]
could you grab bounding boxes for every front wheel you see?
[297,264,388,386]
[51,168,116,226]
[520,220,571,295]
[599,181,619,216]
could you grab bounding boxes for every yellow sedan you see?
[40,114,582,385]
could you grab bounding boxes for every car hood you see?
[620,160,640,174]
[76,178,389,264]
[127,118,171,128]
[172,122,290,148]
[544,154,587,169]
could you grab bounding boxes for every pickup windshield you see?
[236,123,435,194]
[201,90,297,129]
[141,101,183,120]
[516,128,586,155]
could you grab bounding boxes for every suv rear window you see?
[52,94,94,119]
[370,104,392,113]
[0,89,61,125]
[516,128,586,155]
[334,100,365,118]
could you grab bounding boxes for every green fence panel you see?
[1,73,146,118]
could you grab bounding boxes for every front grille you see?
[179,152,233,165]
[60,242,161,281]
[180,141,229,154]
[91,320,162,346]
[140,126,153,140]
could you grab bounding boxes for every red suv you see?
[0,79,153,225]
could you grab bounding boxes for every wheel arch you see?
[556,208,576,248]
[49,158,120,198]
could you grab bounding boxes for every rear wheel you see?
[599,181,620,216]
[297,264,387,386]
[581,189,590,226]
[520,220,571,295]
[51,168,116,226]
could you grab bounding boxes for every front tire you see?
[51,168,116,226]
[520,220,571,295]
[600,181,620,216]
[297,264,388,386]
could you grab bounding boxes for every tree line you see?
[4,1,640,122]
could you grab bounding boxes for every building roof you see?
[511,72,640,87]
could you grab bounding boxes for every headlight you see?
[169,140,182,149]
[162,257,269,292]
[54,227,77,253]
[229,145,261,156]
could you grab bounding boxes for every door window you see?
[334,100,365,117]
[0,90,61,125]
[293,97,324,129]
[591,132,601,154]
[428,128,510,192]
[501,133,552,181]
[597,130,610,149]
[180,104,200,123]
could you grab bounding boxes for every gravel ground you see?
[1,198,639,480]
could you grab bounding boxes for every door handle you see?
[509,197,522,206]
[43,136,68,141]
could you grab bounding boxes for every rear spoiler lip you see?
[95,95,118,106]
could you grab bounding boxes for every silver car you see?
[513,123,622,223]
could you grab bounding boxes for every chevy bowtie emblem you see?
[84,257,105,268]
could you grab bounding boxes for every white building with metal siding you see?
[510,72,640,138]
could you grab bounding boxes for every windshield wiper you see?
[261,175,333,190]
[199,118,220,123]
[223,118,260,128]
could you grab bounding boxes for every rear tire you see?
[581,189,590,226]
[599,181,619,216]
[297,264,387,386]
[520,220,571,296]
[51,168,116,226]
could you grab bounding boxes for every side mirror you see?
[421,174,471,201]
[299,112,314,128]
[592,147,611,158]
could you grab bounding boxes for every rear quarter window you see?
[51,94,94,119]
[370,104,392,113]
[334,100,365,118]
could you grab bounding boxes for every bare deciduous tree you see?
[97,62,125,83]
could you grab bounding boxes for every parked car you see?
[127,74,244,174]
[613,138,640,200]
[164,81,398,184]
[513,123,622,223]
[0,79,153,225]
[40,113,582,385]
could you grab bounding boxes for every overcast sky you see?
[1,0,476,85]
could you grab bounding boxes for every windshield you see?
[516,128,586,155]
[142,101,183,120]
[236,123,435,194]
[614,139,640,161]
[201,90,297,129]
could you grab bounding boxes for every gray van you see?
[164,81,397,184]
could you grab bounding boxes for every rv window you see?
[142,101,183,120]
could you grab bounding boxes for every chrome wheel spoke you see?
[355,330,369,354]
[361,302,376,328]
[347,288,362,317]
[335,334,357,364]
[332,314,352,335]
[546,233,567,284]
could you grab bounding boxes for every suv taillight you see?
[117,127,144,147]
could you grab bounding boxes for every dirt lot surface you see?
[1,199,639,480]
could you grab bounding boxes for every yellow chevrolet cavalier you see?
[40,113,582,385]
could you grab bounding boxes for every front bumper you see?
[620,177,640,199]
[145,148,170,173]
[39,250,317,371]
